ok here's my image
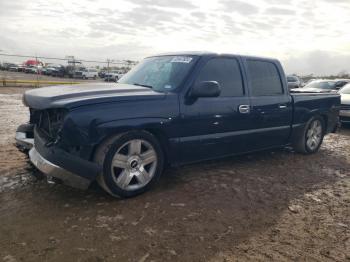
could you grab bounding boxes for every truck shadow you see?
[338,125,350,136]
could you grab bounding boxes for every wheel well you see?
[307,114,328,131]
[144,128,170,165]
[320,114,328,131]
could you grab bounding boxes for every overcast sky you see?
[1,0,349,75]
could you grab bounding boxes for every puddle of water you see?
[0,171,37,193]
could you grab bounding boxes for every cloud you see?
[265,7,296,15]
[0,0,349,75]
[85,6,182,38]
[191,11,207,20]
[282,50,350,76]
[0,1,26,16]
[127,0,196,9]
[219,0,260,15]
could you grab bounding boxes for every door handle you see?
[239,105,250,114]
[279,104,288,109]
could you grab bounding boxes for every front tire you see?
[293,116,325,154]
[94,131,164,198]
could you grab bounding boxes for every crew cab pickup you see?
[16,52,340,198]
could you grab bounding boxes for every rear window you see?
[247,60,283,96]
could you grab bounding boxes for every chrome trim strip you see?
[178,125,291,143]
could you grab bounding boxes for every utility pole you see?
[107,59,114,74]
[35,54,39,88]
[106,59,114,82]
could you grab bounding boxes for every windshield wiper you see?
[132,83,153,89]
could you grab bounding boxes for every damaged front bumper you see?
[29,147,91,190]
[15,124,34,151]
[17,124,102,190]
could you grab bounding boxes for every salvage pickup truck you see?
[16,52,340,198]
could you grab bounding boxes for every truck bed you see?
[291,92,340,133]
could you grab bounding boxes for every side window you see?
[247,60,283,96]
[196,58,244,97]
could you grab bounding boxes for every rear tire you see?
[94,131,164,198]
[293,116,325,154]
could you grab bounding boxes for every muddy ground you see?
[0,87,349,262]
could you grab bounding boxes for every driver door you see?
[178,56,254,163]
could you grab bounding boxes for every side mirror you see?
[190,81,221,98]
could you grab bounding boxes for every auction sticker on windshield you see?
[171,56,193,63]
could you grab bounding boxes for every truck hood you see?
[23,83,166,109]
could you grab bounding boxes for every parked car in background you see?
[25,65,43,74]
[334,79,350,89]
[339,83,350,123]
[82,68,98,79]
[287,75,302,89]
[304,79,317,85]
[41,67,49,75]
[50,65,66,77]
[1,63,17,71]
[98,70,107,78]
[73,68,87,79]
[295,79,349,93]
[8,64,20,72]
[7,63,25,72]
[1,63,18,71]
[17,64,26,72]
[43,64,62,76]
[104,70,124,82]
[17,52,340,198]
[66,66,76,78]
[24,66,34,74]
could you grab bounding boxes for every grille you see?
[340,104,350,110]
[30,108,66,139]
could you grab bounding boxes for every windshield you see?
[340,84,350,94]
[304,80,336,89]
[118,55,197,92]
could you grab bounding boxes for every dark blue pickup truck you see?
[16,52,340,198]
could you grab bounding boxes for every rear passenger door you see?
[244,59,293,148]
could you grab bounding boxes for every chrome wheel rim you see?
[306,120,322,151]
[111,139,157,191]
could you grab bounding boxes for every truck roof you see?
[148,51,279,62]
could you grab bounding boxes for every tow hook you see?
[47,176,63,185]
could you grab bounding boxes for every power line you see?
[0,53,136,65]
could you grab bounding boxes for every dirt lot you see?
[0,86,349,262]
